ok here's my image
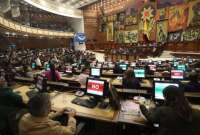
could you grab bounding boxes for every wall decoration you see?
[168,31,182,42]
[107,22,114,41]
[156,8,169,20]
[190,1,200,26]
[124,30,138,43]
[182,28,200,41]
[168,4,189,32]
[115,31,124,43]
[117,12,125,24]
[156,21,168,43]
[125,8,138,25]
[140,4,156,40]
[157,0,184,9]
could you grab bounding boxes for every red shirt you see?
[44,70,61,81]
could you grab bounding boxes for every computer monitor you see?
[148,64,156,71]
[86,78,106,97]
[171,70,184,79]
[134,69,145,78]
[119,64,127,71]
[131,62,136,67]
[90,68,101,77]
[31,62,36,69]
[154,82,179,100]
[177,65,186,71]
[65,66,72,73]
[35,75,47,92]
[45,64,50,71]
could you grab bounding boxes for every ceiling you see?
[21,0,98,18]
[49,0,99,9]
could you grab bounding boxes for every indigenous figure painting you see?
[107,22,114,41]
[156,21,168,43]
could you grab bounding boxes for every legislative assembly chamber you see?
[0,0,200,135]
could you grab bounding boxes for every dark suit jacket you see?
[140,105,200,135]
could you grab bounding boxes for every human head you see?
[163,85,192,122]
[28,93,51,117]
[124,69,134,79]
[188,71,199,82]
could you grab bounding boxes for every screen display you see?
[134,69,145,78]
[177,65,186,71]
[171,70,184,79]
[119,64,127,71]
[91,68,101,77]
[155,82,179,100]
[65,67,72,73]
[131,62,136,67]
[87,79,104,96]
[45,64,50,71]
[148,65,156,71]
[31,63,36,69]
[36,76,43,90]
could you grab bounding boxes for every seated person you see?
[44,64,61,81]
[76,68,89,87]
[35,56,42,67]
[140,86,200,135]
[22,65,33,78]
[185,71,200,92]
[19,93,76,135]
[113,64,123,74]
[0,77,26,134]
[122,69,140,89]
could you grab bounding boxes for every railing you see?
[0,16,74,38]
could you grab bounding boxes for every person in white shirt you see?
[76,68,90,88]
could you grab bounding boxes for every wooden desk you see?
[111,79,153,88]
[13,85,118,123]
[185,92,200,98]
[51,93,118,122]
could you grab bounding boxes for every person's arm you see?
[7,88,27,107]
[140,105,161,124]
[53,112,77,135]
[56,71,61,81]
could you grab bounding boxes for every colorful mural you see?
[168,4,189,32]
[140,4,156,40]
[156,8,169,20]
[124,30,138,43]
[157,21,168,43]
[107,22,114,41]
[182,28,200,41]
[168,31,182,42]
[157,0,184,9]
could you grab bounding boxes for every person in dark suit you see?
[122,69,140,89]
[140,86,200,135]
[185,71,200,92]
[113,64,123,74]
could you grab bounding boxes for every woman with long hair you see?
[140,85,200,135]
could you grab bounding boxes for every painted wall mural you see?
[168,4,189,32]
[157,21,168,43]
[182,28,200,41]
[103,0,199,43]
[168,31,182,42]
[124,30,138,43]
[140,4,156,40]
[156,8,169,20]
[107,22,114,41]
